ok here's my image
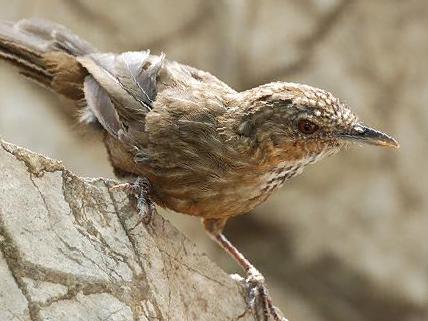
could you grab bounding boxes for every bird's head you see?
[229,82,399,166]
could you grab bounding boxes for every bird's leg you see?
[110,177,156,225]
[203,218,287,321]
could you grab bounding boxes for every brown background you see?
[1,1,427,320]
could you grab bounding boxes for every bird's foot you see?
[233,268,287,321]
[110,177,156,225]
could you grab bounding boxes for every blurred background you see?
[1,1,427,320]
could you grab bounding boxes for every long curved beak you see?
[340,124,399,149]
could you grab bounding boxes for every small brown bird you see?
[0,19,398,321]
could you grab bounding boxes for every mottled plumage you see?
[0,19,399,321]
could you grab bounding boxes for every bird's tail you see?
[0,18,95,100]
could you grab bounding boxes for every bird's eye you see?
[297,119,319,134]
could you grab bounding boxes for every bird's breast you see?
[254,161,306,196]
[249,153,326,201]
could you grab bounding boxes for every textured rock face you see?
[0,140,256,321]
[0,1,427,321]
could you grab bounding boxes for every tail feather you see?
[14,19,96,56]
[0,19,94,98]
[0,45,51,85]
[0,22,51,85]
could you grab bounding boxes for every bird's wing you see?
[78,51,165,146]
[78,51,164,122]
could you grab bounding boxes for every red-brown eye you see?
[297,119,319,134]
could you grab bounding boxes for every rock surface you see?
[0,139,256,321]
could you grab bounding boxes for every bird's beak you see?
[340,124,399,149]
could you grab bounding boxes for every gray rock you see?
[0,140,256,321]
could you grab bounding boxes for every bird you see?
[0,18,399,321]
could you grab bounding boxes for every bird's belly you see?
[151,160,310,219]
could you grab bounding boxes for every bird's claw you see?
[240,268,288,321]
[135,189,156,225]
[110,177,156,226]
[245,267,265,310]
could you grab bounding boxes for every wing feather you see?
[78,51,164,123]
[83,75,121,138]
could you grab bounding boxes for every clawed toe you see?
[110,177,156,225]
[245,268,265,311]
[109,182,131,192]
[135,191,156,225]
[242,269,287,321]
